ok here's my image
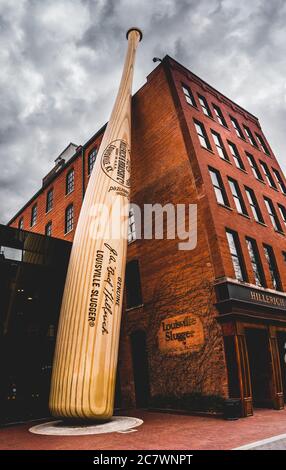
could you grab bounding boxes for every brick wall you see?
[169,57,286,292]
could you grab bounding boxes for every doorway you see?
[130,330,150,408]
[277,331,286,402]
[245,328,272,408]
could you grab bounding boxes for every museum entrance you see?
[245,328,272,408]
[222,320,285,417]
[130,330,150,408]
[277,331,286,402]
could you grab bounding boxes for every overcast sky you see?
[1,0,286,224]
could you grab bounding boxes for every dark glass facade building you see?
[0,225,71,424]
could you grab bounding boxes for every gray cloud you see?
[0,0,285,223]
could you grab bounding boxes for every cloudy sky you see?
[1,0,286,223]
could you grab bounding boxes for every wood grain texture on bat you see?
[49,28,142,420]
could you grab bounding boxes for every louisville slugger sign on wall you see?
[49,28,142,420]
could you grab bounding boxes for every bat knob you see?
[126,27,143,41]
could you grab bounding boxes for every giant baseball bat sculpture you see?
[49,28,142,420]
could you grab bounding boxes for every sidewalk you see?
[0,408,286,450]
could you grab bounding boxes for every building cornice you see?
[163,55,259,125]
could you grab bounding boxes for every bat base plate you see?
[29,416,143,436]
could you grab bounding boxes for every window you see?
[264,197,283,232]
[226,230,247,281]
[18,218,24,230]
[245,187,264,223]
[182,83,196,107]
[198,94,212,117]
[227,141,245,170]
[0,246,22,262]
[31,204,37,227]
[255,133,270,155]
[211,130,229,160]
[278,204,286,227]
[228,178,248,215]
[246,237,265,287]
[230,116,245,139]
[46,188,53,213]
[213,104,227,127]
[66,169,74,195]
[65,204,74,234]
[243,125,258,147]
[272,168,286,194]
[263,245,282,291]
[246,152,263,181]
[128,207,136,243]
[125,260,143,309]
[209,168,229,206]
[88,148,97,175]
[194,120,212,150]
[45,221,52,237]
[260,161,277,189]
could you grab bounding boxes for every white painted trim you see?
[233,433,286,450]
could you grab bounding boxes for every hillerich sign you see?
[250,290,286,308]
[158,314,204,355]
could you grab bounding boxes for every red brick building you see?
[8,56,286,417]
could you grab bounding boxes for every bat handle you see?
[126,27,143,41]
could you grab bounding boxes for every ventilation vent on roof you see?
[42,143,78,188]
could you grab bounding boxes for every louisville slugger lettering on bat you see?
[49,27,142,420]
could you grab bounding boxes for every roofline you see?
[7,123,107,226]
[163,55,259,122]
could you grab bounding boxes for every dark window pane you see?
[45,222,52,237]
[198,94,212,117]
[246,153,263,181]
[209,168,229,206]
[230,116,244,139]
[272,168,286,194]
[65,204,74,234]
[263,245,281,291]
[245,187,264,223]
[128,207,136,243]
[243,125,258,147]
[246,237,265,287]
[66,169,74,195]
[228,178,248,215]
[46,189,53,213]
[278,204,286,227]
[227,141,245,170]
[213,104,227,127]
[260,161,277,189]
[255,133,270,155]
[211,131,229,160]
[226,230,246,281]
[88,148,97,175]
[31,205,37,227]
[125,260,143,308]
[264,197,283,232]
[194,120,212,150]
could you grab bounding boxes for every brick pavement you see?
[0,408,286,450]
